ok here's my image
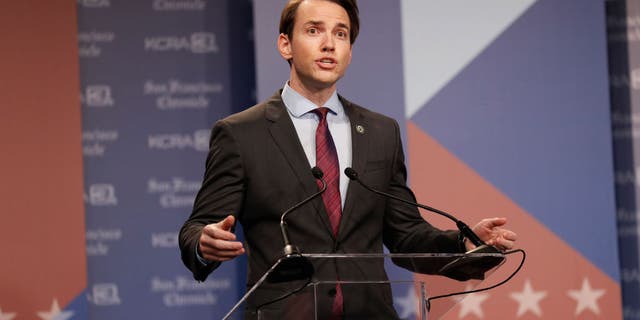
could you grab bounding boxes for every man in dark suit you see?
[179,0,517,318]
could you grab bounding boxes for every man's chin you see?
[311,74,344,89]
[292,72,343,93]
[297,79,338,92]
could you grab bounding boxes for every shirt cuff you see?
[195,240,213,266]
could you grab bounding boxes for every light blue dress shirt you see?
[281,82,352,208]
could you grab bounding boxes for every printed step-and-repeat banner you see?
[77,0,254,318]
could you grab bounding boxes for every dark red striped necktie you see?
[312,107,342,235]
[311,107,343,319]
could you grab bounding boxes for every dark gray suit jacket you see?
[179,91,462,319]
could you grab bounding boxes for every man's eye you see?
[337,31,347,38]
[308,28,317,34]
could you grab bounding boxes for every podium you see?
[223,252,505,319]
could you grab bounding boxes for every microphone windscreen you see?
[311,166,324,179]
[344,167,358,180]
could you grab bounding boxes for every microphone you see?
[344,167,504,280]
[280,167,326,255]
[267,167,326,283]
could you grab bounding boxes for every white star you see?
[458,286,490,319]
[567,278,606,316]
[394,286,418,318]
[36,299,74,320]
[0,307,17,320]
[509,279,547,317]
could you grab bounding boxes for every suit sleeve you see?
[179,119,245,281]
[382,120,464,272]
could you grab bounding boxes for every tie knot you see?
[311,107,331,120]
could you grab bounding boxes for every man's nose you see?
[321,34,335,52]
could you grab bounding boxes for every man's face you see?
[279,0,353,94]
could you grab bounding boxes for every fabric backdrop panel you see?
[77,0,254,318]
[407,0,620,318]
[0,1,88,319]
[608,0,640,318]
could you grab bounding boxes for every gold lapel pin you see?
[356,125,365,134]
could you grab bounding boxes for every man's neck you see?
[288,80,336,107]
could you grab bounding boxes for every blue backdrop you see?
[78,0,253,318]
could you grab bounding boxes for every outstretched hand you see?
[198,215,245,262]
[468,217,517,251]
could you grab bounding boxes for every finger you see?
[202,249,245,262]
[219,215,236,231]
[201,245,245,257]
[501,230,518,241]
[484,217,507,228]
[201,237,244,251]
[494,237,515,250]
[201,242,245,261]
[202,223,236,241]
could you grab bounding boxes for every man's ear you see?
[278,33,293,61]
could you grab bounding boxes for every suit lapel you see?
[339,96,369,239]
[265,91,335,237]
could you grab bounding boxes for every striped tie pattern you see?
[312,107,342,235]
[311,107,343,319]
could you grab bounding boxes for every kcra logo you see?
[148,129,210,152]
[81,85,114,107]
[77,0,110,7]
[151,232,179,248]
[85,184,118,206]
[144,32,218,54]
[88,283,121,306]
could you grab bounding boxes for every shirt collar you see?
[281,82,344,118]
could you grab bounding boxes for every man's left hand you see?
[467,217,517,251]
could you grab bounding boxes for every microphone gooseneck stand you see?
[343,167,505,281]
[222,167,326,319]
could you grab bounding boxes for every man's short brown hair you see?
[279,0,360,45]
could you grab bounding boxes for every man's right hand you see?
[198,215,245,262]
